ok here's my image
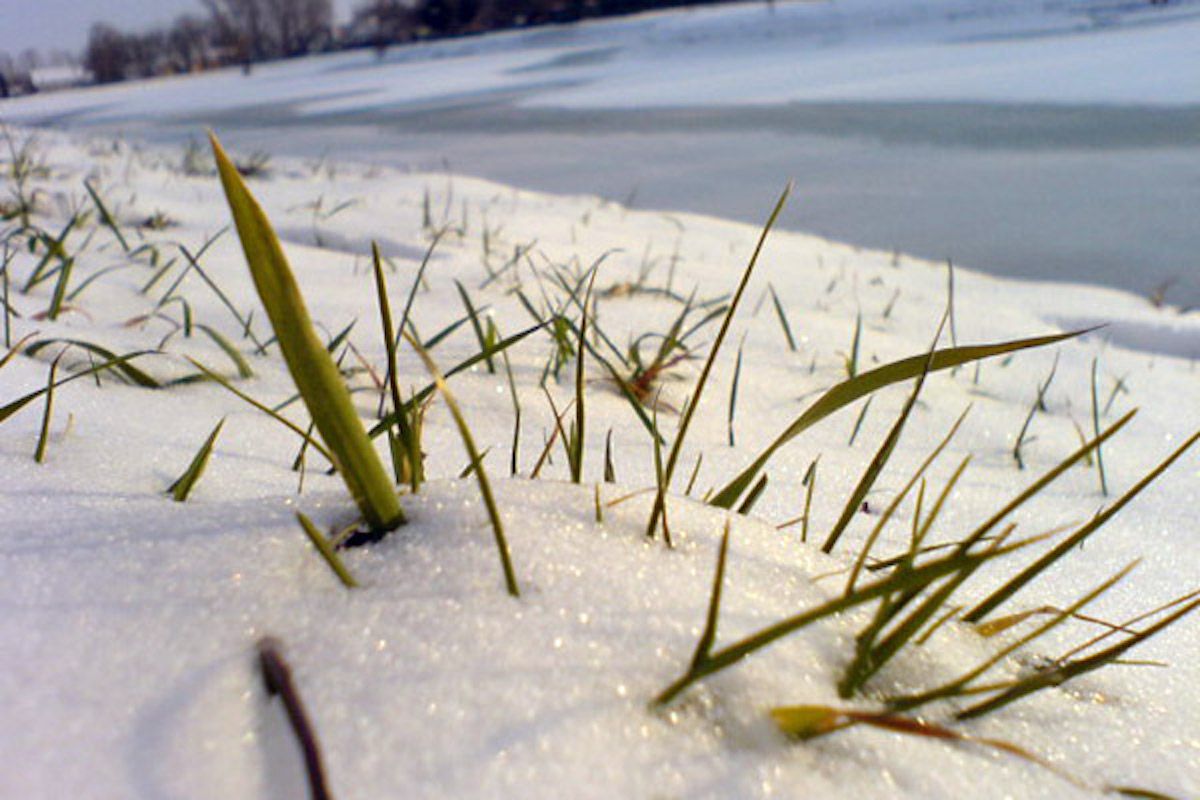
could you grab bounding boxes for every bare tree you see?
[203,0,268,64]
[166,15,212,73]
[84,23,130,84]
[266,0,333,56]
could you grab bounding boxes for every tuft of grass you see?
[653,520,1042,707]
[656,409,1142,708]
[963,426,1200,623]
[210,132,403,533]
[167,418,226,502]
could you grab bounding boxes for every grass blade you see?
[185,357,336,466]
[296,512,359,588]
[646,184,790,539]
[25,338,161,387]
[964,426,1200,622]
[710,327,1092,510]
[210,132,402,532]
[405,333,520,597]
[33,354,60,463]
[195,324,253,378]
[167,417,225,501]
[0,351,152,425]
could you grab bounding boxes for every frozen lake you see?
[108,99,1200,307]
[7,0,1199,304]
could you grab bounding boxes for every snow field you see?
[1,129,1198,798]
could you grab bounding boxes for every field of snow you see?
[2,121,1199,799]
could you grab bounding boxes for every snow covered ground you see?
[2,123,1199,798]
[2,2,1199,797]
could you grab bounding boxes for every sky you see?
[0,0,356,59]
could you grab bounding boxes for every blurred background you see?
[2,0,1198,304]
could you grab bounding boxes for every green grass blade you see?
[296,512,359,589]
[1091,357,1109,495]
[405,333,519,597]
[964,426,1200,622]
[25,338,161,387]
[0,351,153,424]
[210,132,402,532]
[768,285,797,352]
[84,179,130,253]
[709,328,1092,509]
[646,184,790,539]
[185,357,336,467]
[372,242,419,490]
[33,355,59,463]
[195,324,254,378]
[167,417,225,501]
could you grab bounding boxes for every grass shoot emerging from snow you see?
[210,132,404,533]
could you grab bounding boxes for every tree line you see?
[76,0,739,85]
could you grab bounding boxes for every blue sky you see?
[0,0,356,58]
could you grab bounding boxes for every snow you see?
[2,125,1199,799]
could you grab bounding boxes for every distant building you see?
[31,64,89,92]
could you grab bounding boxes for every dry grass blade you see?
[210,132,403,532]
[167,417,226,502]
[405,332,520,597]
[709,328,1092,510]
[771,705,1093,791]
[956,593,1200,721]
[256,636,335,800]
